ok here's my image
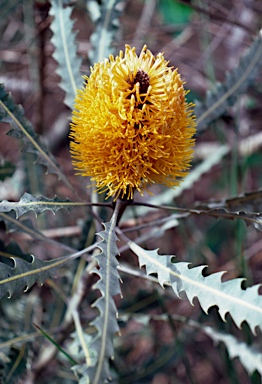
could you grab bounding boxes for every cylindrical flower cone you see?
[70,45,196,200]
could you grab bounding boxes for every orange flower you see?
[70,45,196,200]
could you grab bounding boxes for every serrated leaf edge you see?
[0,244,97,298]
[123,235,262,333]
[49,0,82,108]
[91,209,121,383]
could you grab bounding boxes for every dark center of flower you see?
[127,69,150,112]
[133,69,150,94]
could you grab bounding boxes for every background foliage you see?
[0,0,262,383]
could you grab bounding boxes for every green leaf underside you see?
[0,192,76,218]
[0,246,92,300]
[126,239,262,334]
[0,255,62,300]
[0,84,70,186]
[49,0,82,109]
[195,29,262,132]
[73,218,121,383]
[87,0,126,64]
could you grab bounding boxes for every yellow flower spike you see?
[70,45,196,200]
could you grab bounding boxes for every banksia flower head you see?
[70,45,196,200]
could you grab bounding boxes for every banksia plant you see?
[0,1,262,383]
[70,45,196,200]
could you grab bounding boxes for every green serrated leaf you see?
[86,0,126,64]
[0,192,74,218]
[124,236,262,334]
[195,29,262,132]
[73,204,122,383]
[0,244,95,300]
[0,84,73,191]
[0,255,57,300]
[49,0,82,109]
